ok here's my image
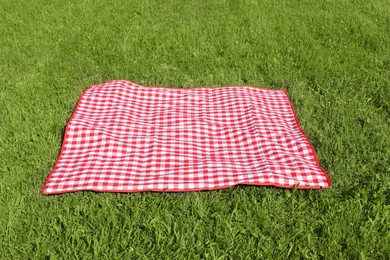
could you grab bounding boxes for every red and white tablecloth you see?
[42,80,330,194]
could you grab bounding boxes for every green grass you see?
[1,0,389,258]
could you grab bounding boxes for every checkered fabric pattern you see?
[42,80,330,194]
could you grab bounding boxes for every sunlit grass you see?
[0,0,389,258]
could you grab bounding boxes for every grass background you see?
[1,0,389,258]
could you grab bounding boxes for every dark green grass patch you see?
[1,0,389,258]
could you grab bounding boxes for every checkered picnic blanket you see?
[42,80,330,194]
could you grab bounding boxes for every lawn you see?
[1,0,389,258]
